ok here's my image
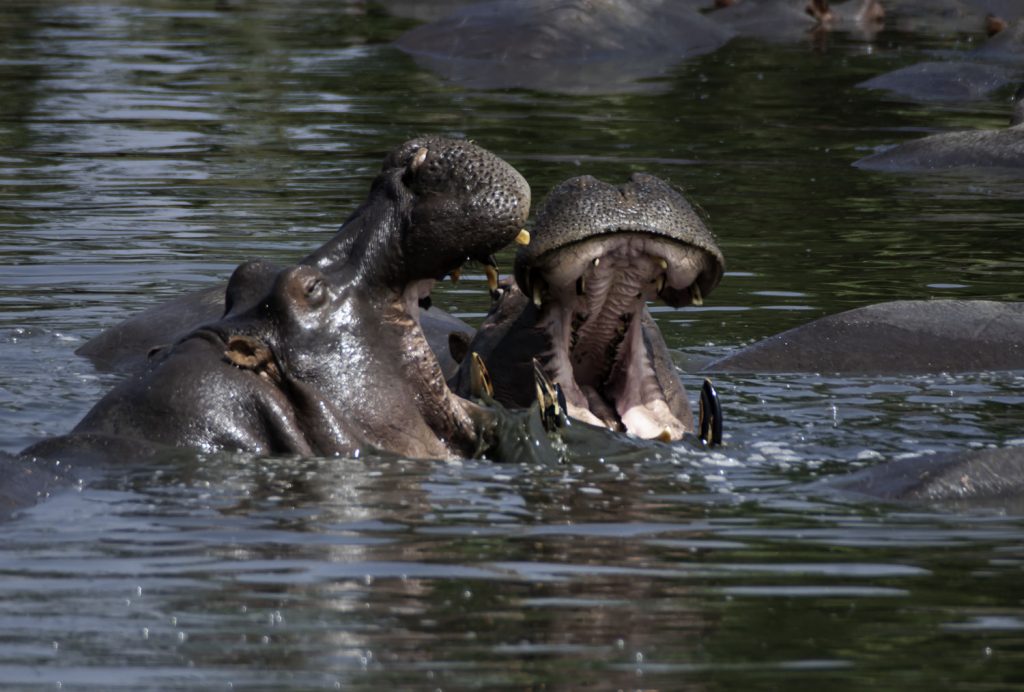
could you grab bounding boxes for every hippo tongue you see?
[602,315,687,440]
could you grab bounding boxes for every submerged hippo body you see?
[706,300,1024,374]
[709,0,884,43]
[394,0,734,95]
[29,138,532,461]
[816,446,1024,511]
[452,174,724,442]
[855,85,1024,171]
[857,22,1024,103]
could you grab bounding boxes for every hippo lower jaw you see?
[528,233,714,440]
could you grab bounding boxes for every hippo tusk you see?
[699,378,723,446]
[484,264,499,297]
[690,282,703,306]
[469,352,494,400]
[410,147,428,171]
[515,229,531,245]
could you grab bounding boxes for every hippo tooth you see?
[485,265,499,294]
[656,428,672,443]
[410,147,428,171]
[533,284,543,308]
[515,229,531,246]
[658,259,668,270]
[656,275,666,295]
[593,258,600,267]
[690,282,703,306]
[450,267,461,284]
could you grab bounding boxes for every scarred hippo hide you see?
[26,137,532,461]
[76,136,530,380]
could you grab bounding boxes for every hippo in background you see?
[857,20,1024,102]
[77,137,529,380]
[451,173,724,442]
[708,0,884,43]
[28,137,532,462]
[880,0,1022,35]
[393,0,735,95]
[813,446,1024,513]
[854,84,1024,171]
[705,300,1024,374]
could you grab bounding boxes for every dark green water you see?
[1,1,1023,689]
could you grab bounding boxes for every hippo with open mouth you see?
[451,173,724,442]
[25,137,532,461]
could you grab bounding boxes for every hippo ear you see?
[224,335,281,383]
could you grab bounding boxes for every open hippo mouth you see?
[515,173,724,440]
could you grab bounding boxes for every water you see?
[2,1,1024,689]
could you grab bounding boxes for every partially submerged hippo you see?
[708,0,884,43]
[77,137,528,379]
[857,21,1024,103]
[706,300,1024,374]
[451,173,724,442]
[393,0,734,95]
[28,138,532,460]
[854,84,1024,171]
[815,446,1024,511]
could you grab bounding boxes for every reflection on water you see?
[1,0,1023,689]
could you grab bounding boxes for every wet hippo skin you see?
[27,138,532,461]
[452,173,724,442]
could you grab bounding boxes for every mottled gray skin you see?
[857,21,1024,102]
[394,0,734,95]
[881,0,1023,35]
[708,0,884,43]
[706,300,1024,374]
[815,447,1024,511]
[453,173,724,441]
[854,86,1024,171]
[77,136,526,380]
[29,138,531,461]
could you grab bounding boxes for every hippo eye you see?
[304,277,325,304]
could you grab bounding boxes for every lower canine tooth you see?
[691,282,703,306]
[532,284,543,308]
[485,265,499,294]
[656,275,666,294]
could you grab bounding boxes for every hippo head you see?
[510,173,724,439]
[312,136,531,301]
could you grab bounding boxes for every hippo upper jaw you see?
[528,232,716,439]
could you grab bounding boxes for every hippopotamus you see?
[77,137,528,380]
[877,0,1022,35]
[450,173,725,442]
[854,84,1024,171]
[26,137,532,461]
[857,20,1024,102]
[706,300,1024,374]
[393,0,735,95]
[814,446,1024,511]
[707,0,884,43]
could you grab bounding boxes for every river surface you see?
[1,1,1023,689]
